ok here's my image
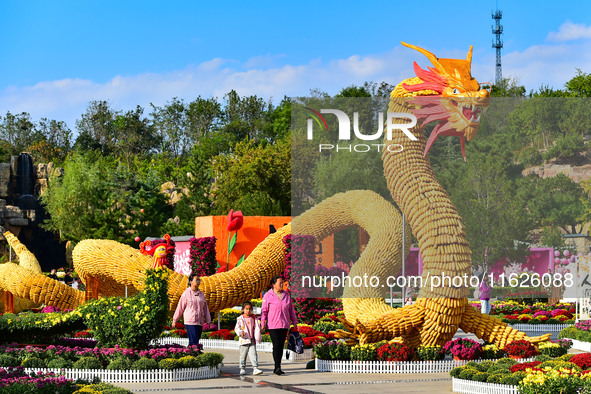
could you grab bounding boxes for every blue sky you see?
[1,1,591,130]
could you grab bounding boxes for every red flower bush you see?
[521,309,532,314]
[571,353,591,370]
[74,330,91,338]
[510,361,541,372]
[171,329,187,337]
[302,336,325,348]
[208,329,235,340]
[377,343,413,362]
[504,340,538,358]
[298,326,325,338]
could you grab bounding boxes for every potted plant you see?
[504,339,538,359]
[443,338,482,361]
[416,345,444,361]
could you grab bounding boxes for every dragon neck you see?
[383,88,471,299]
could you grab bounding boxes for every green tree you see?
[74,100,117,154]
[527,174,588,234]
[0,111,38,155]
[451,153,533,272]
[211,137,290,215]
[41,153,172,243]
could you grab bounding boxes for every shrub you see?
[543,134,585,161]
[534,354,552,362]
[76,382,133,393]
[416,345,444,361]
[503,340,538,358]
[495,358,517,367]
[74,356,102,369]
[518,146,543,166]
[570,353,591,370]
[21,356,46,368]
[376,342,413,362]
[107,358,133,370]
[538,341,567,357]
[198,352,224,368]
[458,367,479,380]
[313,319,345,334]
[82,269,169,349]
[47,357,74,369]
[509,361,541,373]
[443,338,482,360]
[473,372,489,382]
[500,371,526,385]
[486,372,508,384]
[0,354,19,367]
[350,343,378,361]
[450,366,463,378]
[539,360,581,372]
[159,358,180,370]
[132,357,159,370]
[559,353,574,362]
[178,356,202,368]
[482,344,504,359]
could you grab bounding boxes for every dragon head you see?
[398,42,491,160]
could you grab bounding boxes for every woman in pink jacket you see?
[172,274,211,346]
[260,275,298,375]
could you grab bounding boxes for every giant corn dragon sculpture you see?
[0,42,550,348]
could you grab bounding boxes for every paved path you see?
[114,348,454,393]
[113,329,570,393]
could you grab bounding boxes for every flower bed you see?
[481,301,576,325]
[450,355,591,393]
[152,337,313,362]
[18,365,221,383]
[0,367,132,393]
[0,343,223,371]
[315,357,536,374]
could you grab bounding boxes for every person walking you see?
[261,275,298,376]
[480,277,491,314]
[235,301,263,376]
[172,274,211,346]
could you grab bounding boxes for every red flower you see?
[510,361,541,372]
[571,354,591,369]
[227,209,244,232]
[504,340,538,358]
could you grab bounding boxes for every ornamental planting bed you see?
[154,337,314,362]
[315,357,536,374]
[16,365,221,383]
[0,342,225,383]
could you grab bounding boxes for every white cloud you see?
[547,21,591,42]
[1,40,590,131]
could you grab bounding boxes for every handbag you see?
[287,331,304,354]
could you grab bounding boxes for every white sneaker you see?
[253,368,263,375]
[240,368,246,375]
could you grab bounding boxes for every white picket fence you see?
[152,337,314,362]
[315,358,535,374]
[452,378,518,394]
[20,365,220,383]
[509,324,571,332]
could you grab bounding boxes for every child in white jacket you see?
[235,301,263,375]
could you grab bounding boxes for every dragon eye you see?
[452,88,460,94]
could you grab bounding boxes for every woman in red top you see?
[173,274,211,346]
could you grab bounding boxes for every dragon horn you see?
[466,45,473,66]
[401,42,444,72]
